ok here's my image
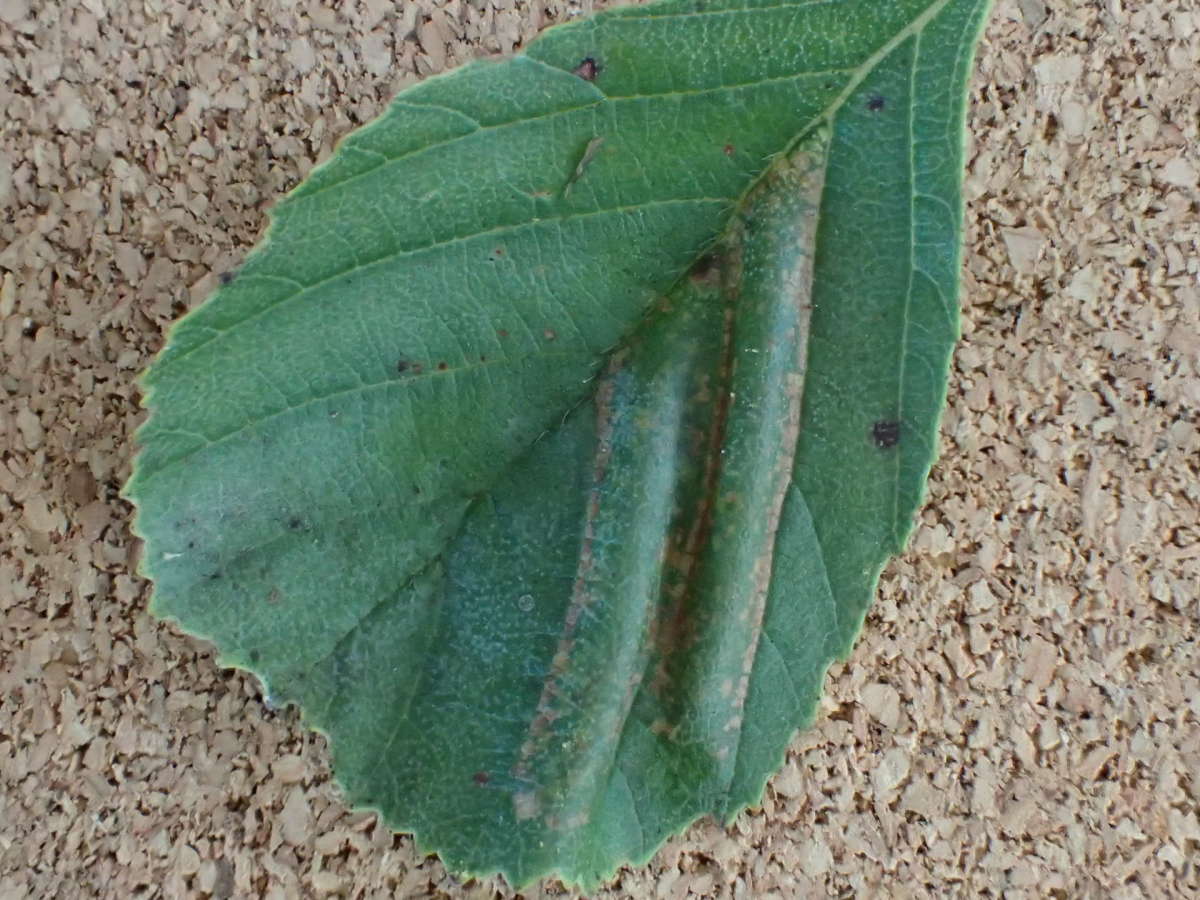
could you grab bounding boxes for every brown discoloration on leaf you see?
[510,354,624,806]
[687,251,723,286]
[644,135,827,760]
[571,57,599,81]
[726,139,826,737]
[649,296,740,699]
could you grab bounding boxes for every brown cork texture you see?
[2,0,1198,897]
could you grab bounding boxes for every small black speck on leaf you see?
[872,420,901,449]
[473,771,490,786]
[437,361,448,370]
[396,359,410,374]
[287,517,304,531]
[218,270,237,285]
[867,94,886,112]
[249,649,261,663]
[572,57,599,81]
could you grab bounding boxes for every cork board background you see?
[2,0,1198,897]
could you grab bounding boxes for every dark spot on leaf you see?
[396,359,410,374]
[723,144,735,156]
[479,355,487,362]
[287,517,304,531]
[218,270,238,285]
[872,420,901,449]
[497,328,509,338]
[489,246,505,260]
[572,57,599,81]
[543,328,557,341]
[206,571,222,581]
[473,771,490,786]
[688,253,721,285]
[249,649,260,663]
[437,361,448,370]
[867,94,886,112]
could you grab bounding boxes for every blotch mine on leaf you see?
[688,252,721,285]
[872,419,901,449]
[572,57,599,81]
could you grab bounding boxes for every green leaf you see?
[126,0,993,888]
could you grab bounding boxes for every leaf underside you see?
[126,0,992,889]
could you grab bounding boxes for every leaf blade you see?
[127,0,994,889]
